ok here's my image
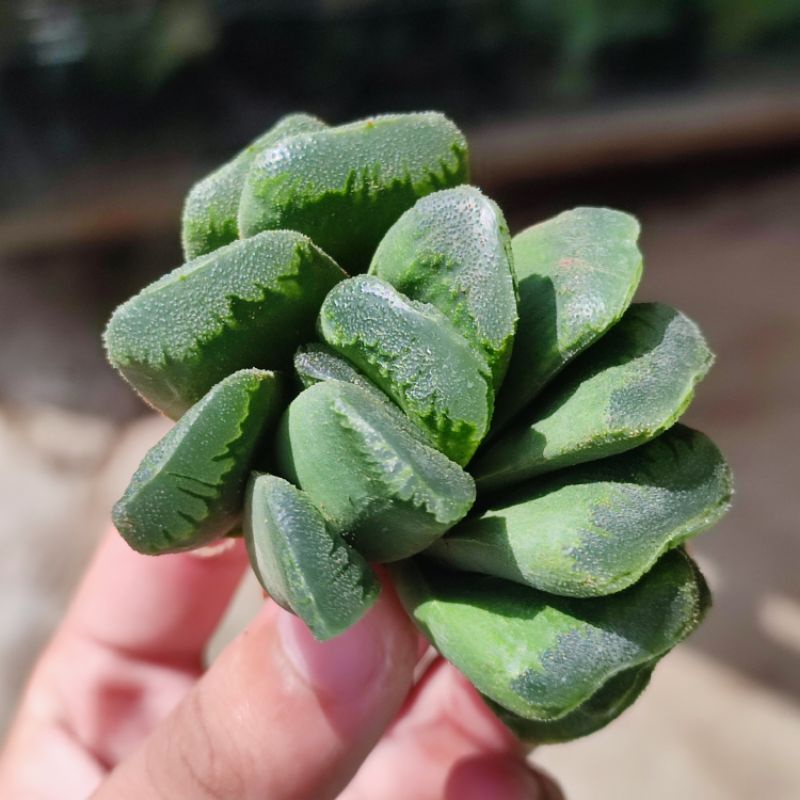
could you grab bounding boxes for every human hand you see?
[0,531,562,799]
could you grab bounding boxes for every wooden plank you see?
[471,84,800,186]
[1,84,799,257]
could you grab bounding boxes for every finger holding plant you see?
[103,110,731,745]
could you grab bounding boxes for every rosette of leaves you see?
[103,111,731,742]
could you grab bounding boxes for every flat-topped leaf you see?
[294,343,377,393]
[181,113,326,260]
[245,473,379,640]
[113,369,284,555]
[369,186,518,389]
[473,303,713,492]
[430,425,732,597]
[319,275,493,466]
[493,208,642,432]
[293,342,444,445]
[104,231,345,418]
[277,380,476,562]
[392,549,709,722]
[238,112,469,271]
[484,659,655,743]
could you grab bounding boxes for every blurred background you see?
[1,1,799,797]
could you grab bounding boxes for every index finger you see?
[63,529,248,668]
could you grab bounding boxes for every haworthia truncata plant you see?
[182,113,327,260]
[492,206,643,432]
[429,425,732,597]
[239,112,469,272]
[318,275,493,466]
[369,185,518,390]
[293,343,376,393]
[113,368,284,554]
[245,473,379,639]
[277,380,476,562]
[484,660,656,743]
[103,109,731,746]
[473,302,714,490]
[392,549,709,722]
[104,230,345,418]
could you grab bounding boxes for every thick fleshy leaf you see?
[484,659,655,743]
[473,303,713,492]
[493,207,642,432]
[244,473,379,640]
[238,112,469,271]
[181,113,326,260]
[429,425,732,597]
[293,342,444,446]
[104,231,345,418]
[294,343,377,393]
[276,380,476,562]
[369,186,517,389]
[319,275,493,466]
[113,369,284,555]
[392,549,709,722]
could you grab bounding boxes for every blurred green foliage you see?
[708,0,800,49]
[1,0,798,203]
[3,0,798,98]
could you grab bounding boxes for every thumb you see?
[94,584,418,800]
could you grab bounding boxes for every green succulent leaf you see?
[319,275,493,466]
[244,473,379,640]
[103,108,730,743]
[293,343,378,394]
[429,425,732,597]
[392,549,709,722]
[473,303,713,492]
[113,369,284,555]
[104,231,346,419]
[277,380,476,562]
[238,112,469,271]
[484,659,655,743]
[493,207,643,432]
[293,341,450,447]
[181,113,327,260]
[369,186,518,390]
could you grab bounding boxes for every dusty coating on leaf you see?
[106,111,730,743]
[103,230,345,418]
[181,113,327,259]
[392,549,709,721]
[238,112,469,271]
[319,275,493,466]
[294,342,449,445]
[494,207,642,431]
[277,380,475,562]
[245,474,379,640]
[112,369,284,554]
[370,185,518,390]
[485,659,655,743]
[293,343,377,393]
[429,425,732,596]
[474,303,714,491]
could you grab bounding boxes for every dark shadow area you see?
[0,238,171,417]
[488,272,559,438]
[472,423,724,514]
[491,142,800,234]
[5,1,799,210]
[415,551,700,657]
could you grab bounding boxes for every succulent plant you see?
[103,110,732,743]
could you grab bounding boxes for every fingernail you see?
[277,602,388,705]
[450,756,561,800]
[187,537,238,559]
